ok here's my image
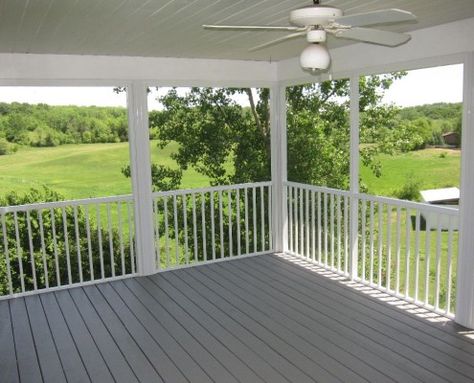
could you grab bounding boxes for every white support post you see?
[349,75,360,279]
[456,53,474,329]
[127,82,156,275]
[270,84,288,253]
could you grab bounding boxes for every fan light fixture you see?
[203,0,416,73]
[300,43,330,71]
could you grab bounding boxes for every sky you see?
[0,64,463,109]
[381,64,463,107]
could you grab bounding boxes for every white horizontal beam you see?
[0,54,277,88]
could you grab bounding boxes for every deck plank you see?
[136,277,265,383]
[177,267,343,383]
[98,282,190,383]
[212,260,423,383]
[265,256,474,354]
[220,258,439,382]
[81,285,164,383]
[188,265,385,383]
[24,295,67,383]
[144,274,287,383]
[268,255,474,356]
[0,300,19,383]
[251,255,474,382]
[157,271,290,383]
[123,277,241,383]
[53,289,115,383]
[9,298,43,383]
[39,292,91,383]
[2,253,474,383]
[67,288,139,383]
[156,271,312,383]
[110,280,210,383]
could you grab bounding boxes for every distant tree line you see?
[0,102,128,153]
[0,100,462,157]
[361,102,462,152]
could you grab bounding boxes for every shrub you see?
[394,176,421,201]
[0,187,133,295]
[0,138,16,155]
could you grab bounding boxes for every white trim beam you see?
[456,52,474,329]
[0,54,277,88]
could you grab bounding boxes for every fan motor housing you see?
[307,29,327,43]
[290,5,343,27]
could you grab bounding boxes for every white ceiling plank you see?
[0,0,473,61]
[0,0,28,52]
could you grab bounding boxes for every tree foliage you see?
[141,73,407,192]
[0,102,128,148]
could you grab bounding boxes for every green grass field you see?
[0,144,461,200]
[0,141,211,199]
[0,143,462,310]
[361,148,461,197]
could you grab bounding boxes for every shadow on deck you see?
[1,254,474,383]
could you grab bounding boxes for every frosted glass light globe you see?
[300,44,331,72]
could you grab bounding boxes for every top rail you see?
[152,181,272,198]
[285,181,351,197]
[356,192,459,216]
[285,181,459,216]
[0,194,134,214]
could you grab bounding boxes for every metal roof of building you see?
[420,187,460,203]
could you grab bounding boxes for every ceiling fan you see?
[203,0,416,72]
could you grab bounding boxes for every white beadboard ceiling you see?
[0,0,473,61]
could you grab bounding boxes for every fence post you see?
[270,84,288,253]
[127,82,156,275]
[349,75,360,279]
[456,53,474,329]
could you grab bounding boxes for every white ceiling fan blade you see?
[333,27,411,46]
[334,9,416,27]
[203,25,304,32]
[248,32,307,52]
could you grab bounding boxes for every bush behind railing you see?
[0,187,135,296]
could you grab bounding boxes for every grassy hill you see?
[360,148,461,197]
[0,141,211,199]
[0,141,461,201]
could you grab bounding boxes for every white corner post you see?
[127,82,156,275]
[349,75,360,279]
[456,52,474,329]
[270,83,288,253]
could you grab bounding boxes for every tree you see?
[145,74,405,192]
[120,77,404,266]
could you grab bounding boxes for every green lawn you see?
[0,141,211,199]
[360,148,461,197]
[1,144,461,200]
[0,143,462,311]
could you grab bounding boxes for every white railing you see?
[0,195,136,299]
[152,182,273,271]
[285,181,459,317]
[286,182,351,274]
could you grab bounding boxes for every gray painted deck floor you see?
[1,254,474,383]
